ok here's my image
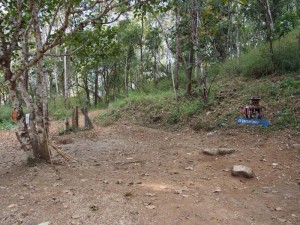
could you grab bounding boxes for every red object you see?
[12,110,17,121]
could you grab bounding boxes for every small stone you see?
[38,222,51,225]
[174,189,183,194]
[71,215,80,219]
[145,205,156,209]
[185,166,193,170]
[116,179,123,184]
[127,181,134,186]
[275,207,283,211]
[213,187,221,193]
[103,180,109,184]
[145,193,156,197]
[231,165,254,178]
[8,204,18,208]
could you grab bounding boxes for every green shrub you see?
[220,29,300,78]
[274,109,300,130]
[166,110,180,124]
[0,105,16,130]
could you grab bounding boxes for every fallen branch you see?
[48,140,76,162]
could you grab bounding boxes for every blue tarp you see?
[237,117,271,127]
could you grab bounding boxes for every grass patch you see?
[0,105,16,130]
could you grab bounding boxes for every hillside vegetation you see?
[0,30,299,132]
[98,30,300,132]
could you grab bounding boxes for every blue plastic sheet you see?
[237,117,271,127]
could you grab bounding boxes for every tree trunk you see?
[265,0,275,72]
[81,107,93,129]
[124,50,129,96]
[83,76,90,105]
[153,52,158,86]
[63,47,68,107]
[173,7,180,99]
[94,69,99,106]
[21,32,29,92]
[185,47,194,97]
[227,0,233,58]
[200,62,208,104]
[236,21,240,58]
[190,0,208,104]
[140,16,144,89]
[30,0,50,161]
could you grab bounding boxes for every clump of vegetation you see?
[211,30,300,78]
[0,105,16,130]
[98,72,300,131]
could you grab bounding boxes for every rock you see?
[8,204,18,208]
[145,193,156,197]
[275,207,283,211]
[203,148,235,155]
[38,222,51,225]
[203,148,219,155]
[231,165,254,178]
[145,205,156,209]
[116,179,123,184]
[213,187,221,193]
[174,189,183,194]
[218,148,235,155]
[185,166,194,170]
[71,215,80,219]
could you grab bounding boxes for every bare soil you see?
[0,111,300,225]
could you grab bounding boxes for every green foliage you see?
[166,110,180,124]
[48,97,80,120]
[274,109,300,130]
[98,109,121,127]
[0,105,16,130]
[215,29,300,78]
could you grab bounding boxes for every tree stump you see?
[72,106,79,131]
[81,107,93,129]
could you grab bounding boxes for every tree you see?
[0,0,140,162]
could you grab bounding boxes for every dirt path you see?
[0,111,300,225]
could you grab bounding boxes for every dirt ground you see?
[0,111,300,225]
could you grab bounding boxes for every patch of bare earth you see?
[0,112,300,225]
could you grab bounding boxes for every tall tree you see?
[0,0,140,162]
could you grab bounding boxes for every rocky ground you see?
[0,113,300,225]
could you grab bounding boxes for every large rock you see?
[202,148,236,156]
[202,148,219,155]
[231,165,254,178]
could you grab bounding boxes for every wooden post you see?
[72,106,79,131]
[81,107,93,129]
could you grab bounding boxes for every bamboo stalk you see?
[48,140,75,162]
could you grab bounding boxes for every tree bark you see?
[64,47,68,107]
[94,69,99,106]
[227,0,233,58]
[185,46,194,97]
[30,0,50,161]
[173,7,180,99]
[264,0,275,72]
[190,0,207,103]
[124,49,129,96]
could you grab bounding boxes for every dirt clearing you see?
[0,118,300,225]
